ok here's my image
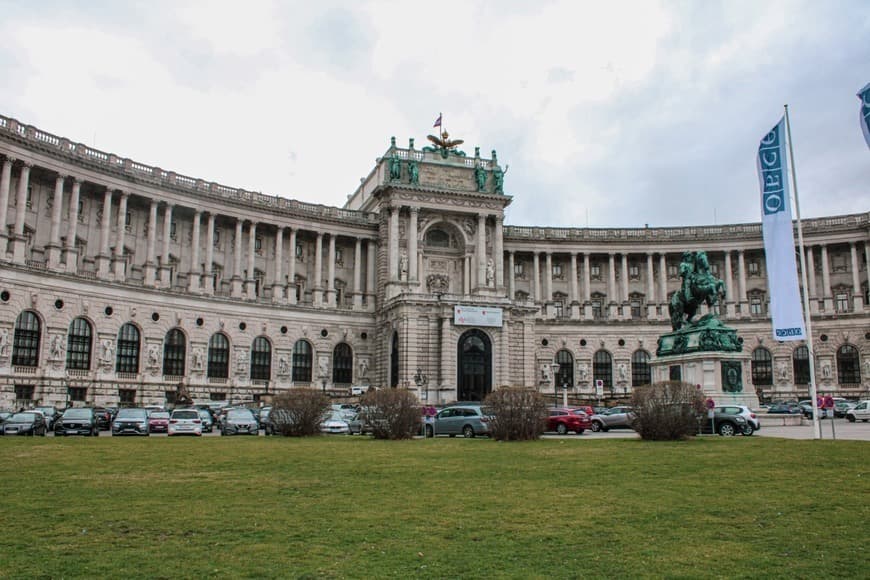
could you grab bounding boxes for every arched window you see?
[425,228,450,248]
[207,333,230,378]
[751,347,773,386]
[555,349,573,387]
[390,332,399,387]
[250,337,272,381]
[631,350,652,387]
[116,323,140,374]
[66,317,93,371]
[837,345,860,384]
[163,329,186,376]
[333,343,353,384]
[12,311,41,367]
[593,350,612,390]
[292,340,312,383]
[793,346,810,385]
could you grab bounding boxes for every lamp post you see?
[413,367,428,402]
[550,362,560,408]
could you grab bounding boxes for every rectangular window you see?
[14,384,34,401]
[629,265,640,279]
[26,185,32,209]
[630,300,642,318]
[590,264,601,279]
[336,248,343,263]
[552,264,563,277]
[667,264,678,278]
[748,261,760,276]
[214,230,221,246]
[835,293,849,312]
[750,297,763,315]
[296,243,303,258]
[514,262,524,276]
[170,221,177,241]
[255,236,263,252]
[125,211,132,226]
[209,392,226,401]
[554,301,564,318]
[68,387,87,402]
[592,299,602,319]
[119,389,136,405]
[711,263,719,276]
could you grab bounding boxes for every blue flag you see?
[859,82,870,149]
[757,118,806,341]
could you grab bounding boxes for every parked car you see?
[845,400,870,423]
[1,412,47,436]
[426,404,492,438]
[697,409,751,436]
[148,411,170,434]
[590,406,636,432]
[545,407,591,435]
[55,408,98,436]
[196,408,214,433]
[32,406,60,430]
[716,405,761,435]
[0,410,12,423]
[797,400,823,419]
[221,408,258,436]
[833,400,857,418]
[347,410,371,435]
[92,407,112,430]
[111,408,150,436]
[168,408,203,436]
[766,402,801,415]
[572,405,595,417]
[320,411,351,435]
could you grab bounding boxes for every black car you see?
[221,408,259,436]
[767,403,801,415]
[92,407,112,431]
[1,412,47,436]
[697,410,751,436]
[55,408,99,436]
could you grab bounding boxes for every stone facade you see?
[0,115,868,409]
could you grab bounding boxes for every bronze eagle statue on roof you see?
[426,131,464,150]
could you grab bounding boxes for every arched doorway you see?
[457,329,492,401]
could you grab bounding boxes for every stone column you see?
[806,246,818,314]
[494,216,504,289]
[288,228,298,305]
[231,218,243,298]
[64,178,81,271]
[313,231,324,306]
[532,253,540,303]
[408,207,418,283]
[737,250,747,311]
[820,244,832,311]
[607,253,617,318]
[95,188,112,276]
[144,200,158,287]
[326,234,336,307]
[272,226,284,303]
[204,213,215,295]
[646,252,656,319]
[389,206,399,281]
[11,162,32,264]
[476,213,486,289]
[621,253,629,305]
[463,255,471,295]
[0,156,13,251]
[365,240,376,309]
[352,238,362,308]
[245,222,257,299]
[583,253,592,319]
[188,210,201,293]
[850,242,863,310]
[508,251,516,301]
[658,254,668,308]
[112,191,128,280]
[47,174,66,269]
[570,252,580,319]
[724,251,735,318]
[544,252,553,306]
[160,203,174,287]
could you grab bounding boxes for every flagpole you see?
[784,104,821,440]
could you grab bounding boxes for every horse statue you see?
[669,251,727,331]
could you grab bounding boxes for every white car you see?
[320,411,350,434]
[716,405,761,435]
[167,408,203,436]
[845,400,870,423]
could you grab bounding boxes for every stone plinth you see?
[651,350,759,409]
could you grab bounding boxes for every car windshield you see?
[150,412,170,419]
[172,410,199,420]
[197,410,211,419]
[228,409,254,420]
[35,407,55,415]
[116,409,147,419]
[9,413,37,422]
[63,409,92,419]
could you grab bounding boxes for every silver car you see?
[590,406,636,432]
[428,404,492,438]
[221,408,258,436]
[112,408,149,436]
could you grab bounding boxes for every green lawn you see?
[0,436,866,579]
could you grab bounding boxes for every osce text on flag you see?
[757,119,805,341]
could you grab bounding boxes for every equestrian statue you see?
[668,250,727,331]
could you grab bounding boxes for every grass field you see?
[0,436,867,579]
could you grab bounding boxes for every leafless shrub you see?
[269,389,331,437]
[484,388,547,441]
[631,381,705,441]
[361,388,420,440]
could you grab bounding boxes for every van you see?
[350,385,370,396]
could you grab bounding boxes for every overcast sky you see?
[1,0,867,228]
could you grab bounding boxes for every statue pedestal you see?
[651,351,759,409]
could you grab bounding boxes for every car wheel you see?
[718,422,736,437]
[462,425,475,438]
[556,423,568,435]
[741,424,754,436]
[846,415,856,423]
[591,421,603,432]
[425,425,434,438]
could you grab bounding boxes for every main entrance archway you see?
[457,329,492,401]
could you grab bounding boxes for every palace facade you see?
[0,114,867,410]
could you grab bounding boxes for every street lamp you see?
[413,367,428,402]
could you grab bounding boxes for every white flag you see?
[757,118,805,341]
[859,82,870,149]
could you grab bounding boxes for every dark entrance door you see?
[457,329,492,401]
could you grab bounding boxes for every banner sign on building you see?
[756,118,806,341]
[859,82,870,149]
[454,305,503,327]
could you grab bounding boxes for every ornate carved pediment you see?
[426,274,449,293]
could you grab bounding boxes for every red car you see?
[148,411,170,434]
[545,407,591,435]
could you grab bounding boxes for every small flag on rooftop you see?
[433,113,442,128]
